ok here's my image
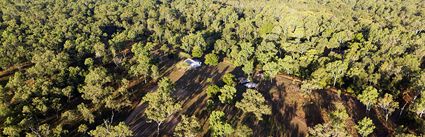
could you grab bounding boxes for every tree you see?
[27,124,66,137]
[209,111,234,137]
[79,67,114,107]
[300,80,322,96]
[412,94,425,117]
[206,85,220,98]
[355,117,375,137]
[142,78,182,135]
[256,41,278,65]
[222,73,236,86]
[129,43,152,81]
[205,53,219,66]
[77,124,88,133]
[234,124,253,137]
[326,61,348,86]
[262,61,280,81]
[242,60,254,79]
[89,122,133,137]
[181,33,206,53]
[150,65,160,81]
[1,0,425,136]
[309,103,350,137]
[105,79,132,111]
[235,89,271,121]
[228,42,254,66]
[377,93,399,121]
[191,45,203,58]
[77,103,95,124]
[410,73,425,117]
[219,85,237,104]
[278,56,300,76]
[358,86,379,112]
[174,115,200,137]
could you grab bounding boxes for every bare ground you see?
[125,61,393,137]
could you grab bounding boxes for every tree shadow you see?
[133,64,232,136]
[303,103,324,127]
[240,78,299,137]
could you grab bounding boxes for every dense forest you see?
[0,0,424,136]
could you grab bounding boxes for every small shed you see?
[244,82,258,89]
[184,59,202,69]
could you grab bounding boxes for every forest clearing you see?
[124,59,405,136]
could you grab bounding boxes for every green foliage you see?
[205,53,219,66]
[84,58,94,67]
[412,94,425,117]
[358,86,379,111]
[256,41,278,64]
[327,61,349,86]
[228,42,254,66]
[300,80,322,95]
[89,122,133,137]
[278,56,300,76]
[0,0,424,136]
[79,67,130,110]
[234,124,253,137]
[258,22,274,37]
[309,103,351,137]
[219,85,237,104]
[262,61,280,80]
[222,73,236,86]
[235,89,271,121]
[378,93,399,121]
[178,52,192,59]
[191,45,204,58]
[150,65,160,81]
[174,115,200,137]
[181,33,206,53]
[355,117,375,137]
[78,103,95,124]
[129,43,152,78]
[80,67,113,102]
[209,111,234,137]
[2,126,22,136]
[26,124,67,137]
[242,60,254,77]
[142,78,181,134]
[78,124,88,133]
[206,85,221,98]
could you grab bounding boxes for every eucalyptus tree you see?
[377,94,399,121]
[358,86,379,112]
[174,115,200,137]
[209,111,234,137]
[355,117,375,137]
[235,89,271,121]
[142,78,182,135]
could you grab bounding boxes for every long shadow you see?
[303,103,324,127]
[308,90,390,136]
[135,64,232,136]
[256,78,302,136]
[342,94,390,136]
[315,90,338,112]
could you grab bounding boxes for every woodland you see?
[0,0,424,136]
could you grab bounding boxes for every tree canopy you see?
[0,0,424,136]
